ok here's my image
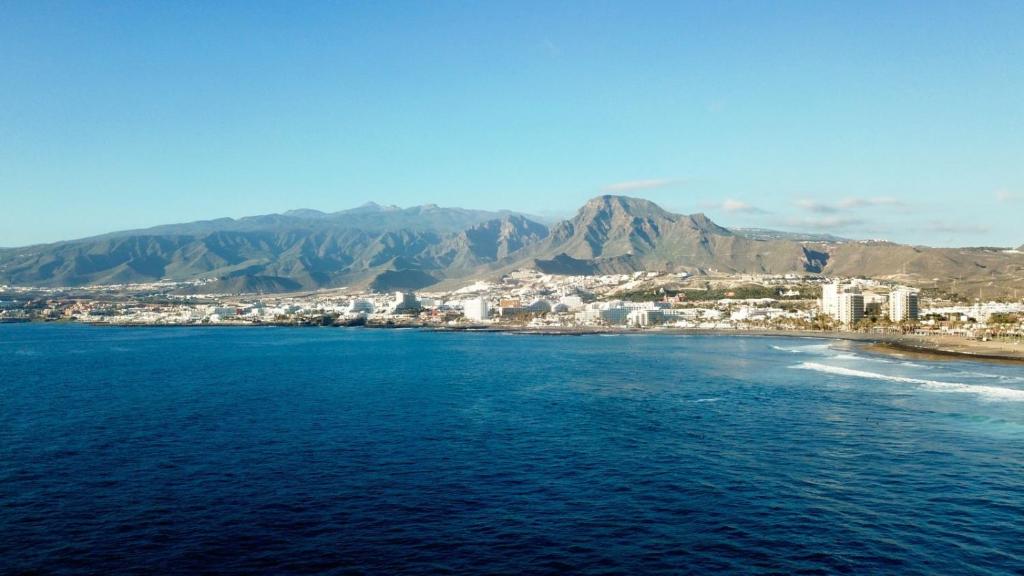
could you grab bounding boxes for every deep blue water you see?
[2,325,1024,575]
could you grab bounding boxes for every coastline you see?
[865,335,1024,365]
[441,326,1024,363]
[446,326,1024,364]
[8,320,1023,364]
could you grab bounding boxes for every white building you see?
[347,299,375,315]
[836,292,864,325]
[391,292,420,313]
[821,281,841,317]
[463,297,489,322]
[627,308,665,327]
[576,302,632,325]
[923,301,1024,323]
[889,288,920,322]
[558,295,585,311]
[821,281,867,325]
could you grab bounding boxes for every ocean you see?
[2,324,1023,574]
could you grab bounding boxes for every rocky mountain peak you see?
[577,195,673,222]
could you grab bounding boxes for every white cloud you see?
[795,199,839,214]
[797,196,907,213]
[837,196,905,209]
[601,178,677,193]
[720,199,768,214]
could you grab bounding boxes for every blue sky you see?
[2,1,1022,247]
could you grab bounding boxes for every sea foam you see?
[794,362,1024,402]
[771,343,832,354]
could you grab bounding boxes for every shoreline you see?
[8,320,1024,364]
[447,326,1024,363]
[865,336,1024,365]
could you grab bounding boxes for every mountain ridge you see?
[511,196,826,276]
[85,203,538,240]
[1,196,1022,294]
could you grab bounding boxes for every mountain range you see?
[1,196,1021,295]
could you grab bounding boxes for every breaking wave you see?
[770,343,832,354]
[794,362,1024,402]
[952,371,1024,383]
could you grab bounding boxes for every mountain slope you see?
[821,242,1024,280]
[431,215,550,269]
[502,196,828,275]
[732,228,849,243]
[97,202,535,239]
[1,196,1021,293]
[0,210,550,292]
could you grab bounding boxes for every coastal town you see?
[2,270,1022,352]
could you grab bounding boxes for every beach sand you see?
[867,335,1024,364]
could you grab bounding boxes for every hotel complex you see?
[821,281,919,325]
[889,288,920,323]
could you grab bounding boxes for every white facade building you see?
[576,302,631,325]
[821,281,841,317]
[821,281,868,325]
[889,288,919,322]
[627,309,665,327]
[391,292,420,313]
[463,297,489,322]
[836,292,864,325]
[347,299,375,315]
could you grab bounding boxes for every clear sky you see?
[2,0,1022,247]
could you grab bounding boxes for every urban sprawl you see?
[2,270,1022,343]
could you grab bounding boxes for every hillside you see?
[1,196,1022,293]
[732,228,849,243]
[508,196,829,276]
[0,207,548,292]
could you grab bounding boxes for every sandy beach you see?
[867,334,1024,364]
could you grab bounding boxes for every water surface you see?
[2,325,1023,574]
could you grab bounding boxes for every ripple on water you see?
[1,325,1023,574]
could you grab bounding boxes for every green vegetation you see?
[989,313,1021,324]
[613,284,822,303]
[612,288,677,302]
[685,285,817,301]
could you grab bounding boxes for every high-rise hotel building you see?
[889,288,920,322]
